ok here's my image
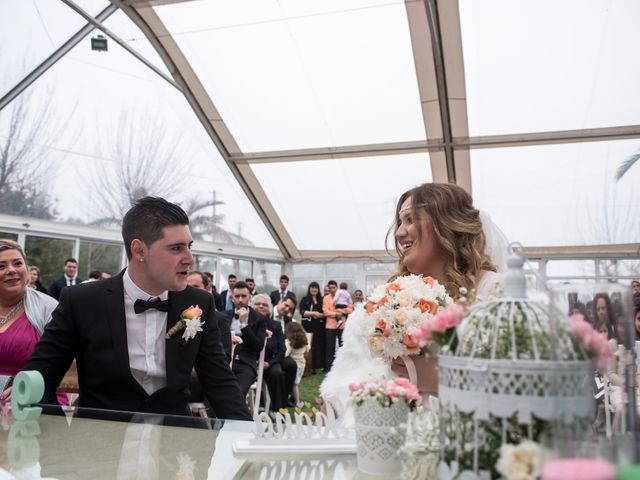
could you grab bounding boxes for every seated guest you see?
[22,197,251,420]
[273,296,296,333]
[226,281,267,396]
[250,294,297,411]
[0,240,58,396]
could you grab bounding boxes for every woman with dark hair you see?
[592,293,617,340]
[299,281,325,373]
[322,183,505,420]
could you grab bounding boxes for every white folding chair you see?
[247,336,270,417]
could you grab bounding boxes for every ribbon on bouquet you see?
[399,355,418,387]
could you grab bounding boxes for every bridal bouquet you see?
[365,274,453,360]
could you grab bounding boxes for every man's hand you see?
[0,386,12,401]
[263,362,270,370]
[236,307,249,326]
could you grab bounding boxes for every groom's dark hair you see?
[122,196,189,260]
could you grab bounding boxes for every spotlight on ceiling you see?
[91,34,108,52]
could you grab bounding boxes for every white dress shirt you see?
[65,275,77,286]
[123,269,168,395]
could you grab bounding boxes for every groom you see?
[24,197,251,420]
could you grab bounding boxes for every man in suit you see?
[24,197,251,420]
[224,281,267,396]
[219,274,237,312]
[47,258,82,300]
[270,274,296,307]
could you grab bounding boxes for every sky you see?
[1,0,639,252]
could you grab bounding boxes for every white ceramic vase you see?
[354,397,410,476]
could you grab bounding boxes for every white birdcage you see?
[437,252,594,479]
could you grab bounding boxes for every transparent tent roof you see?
[1,0,639,260]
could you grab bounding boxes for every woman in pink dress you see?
[0,239,58,399]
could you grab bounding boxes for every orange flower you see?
[415,299,438,314]
[375,319,387,333]
[386,283,401,294]
[378,297,388,307]
[402,332,419,350]
[423,276,435,285]
[181,305,203,319]
[365,300,377,314]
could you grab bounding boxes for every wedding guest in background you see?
[227,281,267,396]
[332,281,353,327]
[81,270,102,283]
[299,281,325,373]
[23,197,251,419]
[250,294,297,411]
[632,280,640,308]
[323,280,352,374]
[593,293,617,339]
[47,258,82,300]
[285,321,309,407]
[353,289,364,308]
[585,300,595,325]
[634,307,640,341]
[270,275,296,307]
[273,296,296,332]
[323,284,330,296]
[187,271,208,291]
[0,240,58,399]
[28,266,48,293]
[220,274,237,311]
[245,278,257,295]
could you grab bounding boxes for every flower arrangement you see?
[349,378,422,411]
[365,274,453,360]
[166,305,204,341]
[412,303,465,350]
[231,335,243,345]
[568,313,615,373]
[495,441,542,480]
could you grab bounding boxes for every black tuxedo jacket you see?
[264,318,285,366]
[24,270,251,420]
[223,308,267,373]
[47,275,82,301]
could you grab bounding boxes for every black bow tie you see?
[134,298,170,314]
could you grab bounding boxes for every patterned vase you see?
[354,397,410,476]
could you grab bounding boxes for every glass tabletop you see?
[0,405,363,479]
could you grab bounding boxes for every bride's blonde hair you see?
[386,183,496,300]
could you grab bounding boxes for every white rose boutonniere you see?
[166,305,204,342]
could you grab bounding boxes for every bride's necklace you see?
[0,300,24,326]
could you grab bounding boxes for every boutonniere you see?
[166,305,204,342]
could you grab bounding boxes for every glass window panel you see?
[326,263,357,279]
[546,260,595,278]
[0,10,277,249]
[599,259,640,278]
[156,0,425,151]
[364,262,396,273]
[460,0,640,136]
[471,140,640,247]
[219,257,252,292]
[254,261,282,293]
[0,232,19,241]
[293,264,323,279]
[193,254,217,280]
[24,235,75,287]
[252,153,432,250]
[78,241,123,279]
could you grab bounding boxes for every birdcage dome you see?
[438,253,593,423]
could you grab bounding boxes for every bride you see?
[320,182,505,421]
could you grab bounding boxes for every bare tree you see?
[0,85,59,218]
[615,149,640,181]
[87,110,253,245]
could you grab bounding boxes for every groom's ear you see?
[130,239,147,262]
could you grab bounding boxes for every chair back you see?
[252,336,269,417]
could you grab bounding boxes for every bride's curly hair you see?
[386,183,496,300]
